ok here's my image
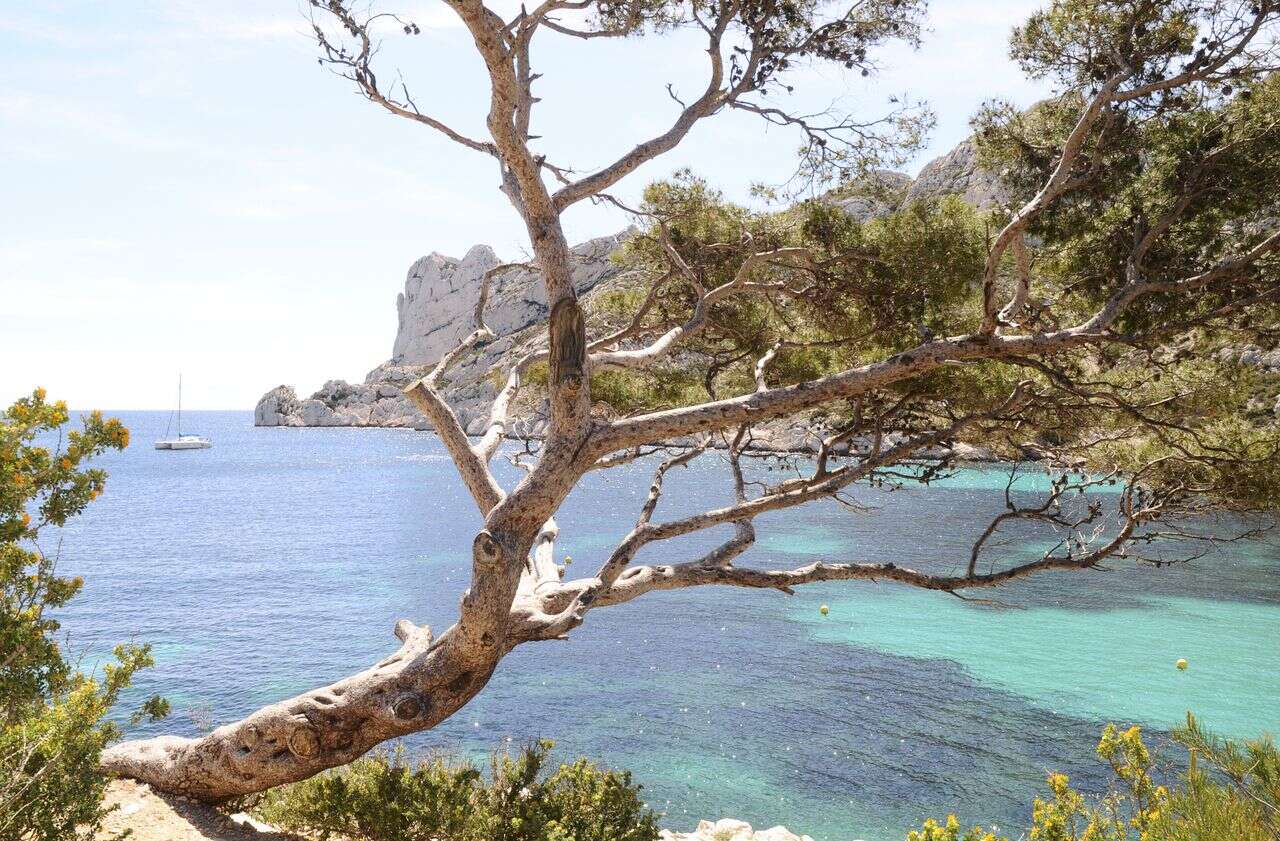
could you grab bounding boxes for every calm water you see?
[53,411,1280,841]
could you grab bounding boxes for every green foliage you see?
[907,715,1280,841]
[597,172,991,412]
[976,69,1280,334]
[1010,0,1199,85]
[905,814,1005,841]
[2,390,129,719]
[0,389,167,841]
[797,194,986,347]
[255,739,661,841]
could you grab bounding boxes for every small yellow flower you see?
[60,458,72,470]
[34,387,46,401]
[21,512,31,528]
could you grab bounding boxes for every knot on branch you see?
[392,694,425,720]
[393,618,417,642]
[549,299,586,390]
[287,725,319,759]
[473,531,503,568]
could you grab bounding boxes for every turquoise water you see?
[52,412,1279,841]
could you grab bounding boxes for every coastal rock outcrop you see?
[255,232,627,431]
[904,138,1007,210]
[393,233,625,366]
[834,170,913,222]
[254,385,301,427]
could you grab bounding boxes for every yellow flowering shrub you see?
[908,717,1279,841]
[906,813,1008,841]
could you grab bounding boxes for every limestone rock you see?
[950,441,999,462]
[391,232,626,366]
[254,385,300,427]
[1215,345,1280,371]
[835,170,913,222]
[905,138,1007,210]
[659,818,817,841]
[298,399,340,427]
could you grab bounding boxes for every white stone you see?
[299,399,339,426]
[951,441,998,462]
[254,385,299,427]
[659,818,814,841]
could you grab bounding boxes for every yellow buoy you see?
[819,604,830,616]
[1176,658,1188,671]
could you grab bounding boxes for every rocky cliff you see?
[254,232,627,432]
[254,140,1006,434]
[392,234,627,366]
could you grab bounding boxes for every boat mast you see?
[177,373,182,437]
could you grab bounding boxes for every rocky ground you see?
[96,780,292,840]
[98,782,826,841]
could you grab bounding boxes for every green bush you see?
[906,713,1280,841]
[254,738,661,841]
[0,389,168,841]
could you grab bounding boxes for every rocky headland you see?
[253,138,1007,447]
[255,230,627,435]
[253,137,1280,445]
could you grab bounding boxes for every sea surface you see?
[52,411,1280,841]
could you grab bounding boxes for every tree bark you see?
[99,621,498,800]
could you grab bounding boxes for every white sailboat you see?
[155,374,213,450]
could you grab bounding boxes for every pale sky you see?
[1,1,1047,410]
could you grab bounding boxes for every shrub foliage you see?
[254,738,660,841]
[907,714,1280,841]
[0,389,167,841]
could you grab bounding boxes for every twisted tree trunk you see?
[101,621,485,799]
[99,0,1280,805]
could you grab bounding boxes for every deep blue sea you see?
[52,411,1280,841]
